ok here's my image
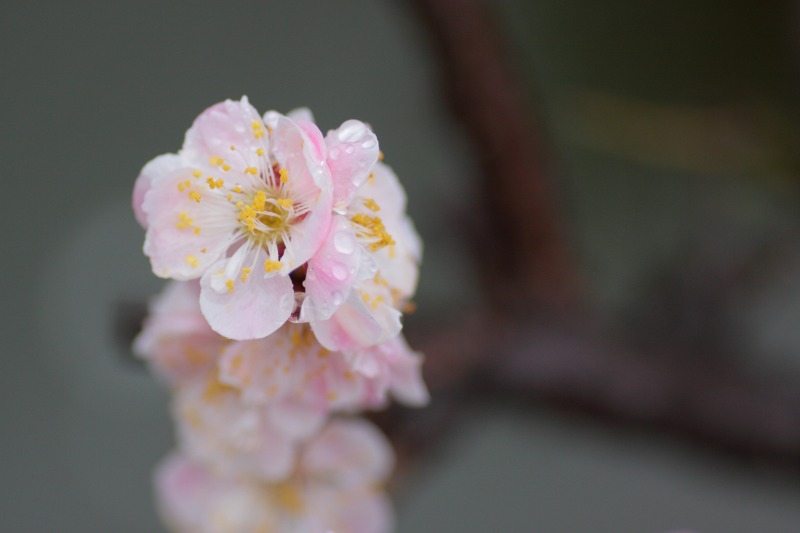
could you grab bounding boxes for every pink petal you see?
[182,96,266,175]
[133,153,181,228]
[301,215,362,322]
[310,292,387,352]
[303,418,394,487]
[357,161,406,220]
[271,115,333,270]
[325,120,380,212]
[142,168,231,279]
[199,253,294,340]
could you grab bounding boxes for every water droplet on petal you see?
[329,147,341,160]
[337,121,367,143]
[333,231,355,254]
[331,290,344,306]
[344,145,355,155]
[332,263,348,281]
[361,138,376,149]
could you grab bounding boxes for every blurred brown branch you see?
[410,0,578,312]
[379,0,800,478]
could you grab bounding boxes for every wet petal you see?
[199,251,294,340]
[326,120,380,212]
[301,215,362,322]
[182,96,267,175]
[133,153,182,228]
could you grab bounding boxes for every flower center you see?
[237,188,294,245]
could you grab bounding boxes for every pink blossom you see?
[155,418,394,533]
[173,371,325,482]
[136,97,333,340]
[304,159,422,351]
[133,281,227,384]
[218,323,428,411]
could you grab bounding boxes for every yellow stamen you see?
[253,190,267,211]
[362,198,380,212]
[185,255,199,268]
[351,213,395,251]
[176,212,193,229]
[240,267,252,283]
[244,167,258,175]
[189,191,201,202]
[192,169,202,178]
[264,259,281,272]
[193,227,201,235]
[279,168,288,183]
[221,164,230,172]
[256,148,265,156]
[209,156,224,166]
[225,279,235,292]
[277,198,293,209]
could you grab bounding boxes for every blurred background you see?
[3,0,800,531]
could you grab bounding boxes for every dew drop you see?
[337,121,367,142]
[329,147,341,160]
[331,263,348,281]
[344,145,355,155]
[333,231,355,254]
[331,290,344,306]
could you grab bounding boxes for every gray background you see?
[3,1,800,531]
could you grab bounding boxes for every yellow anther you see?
[176,212,193,229]
[189,191,202,202]
[253,190,267,211]
[232,185,243,193]
[201,248,207,253]
[378,151,384,161]
[264,259,281,273]
[193,227,201,235]
[256,148,265,156]
[240,267,252,283]
[351,213,394,251]
[235,201,244,208]
[362,198,380,212]
[251,120,261,130]
[177,182,186,192]
[209,156,224,166]
[277,198,293,209]
[229,145,236,151]
[254,130,265,139]
[227,193,232,201]
[185,255,199,268]
[225,279,235,292]
[192,169,202,178]
[215,178,224,188]
[279,168,288,183]
[184,179,191,187]
[367,172,375,185]
[274,483,305,515]
[221,164,230,172]
[206,177,216,189]
[244,167,258,175]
